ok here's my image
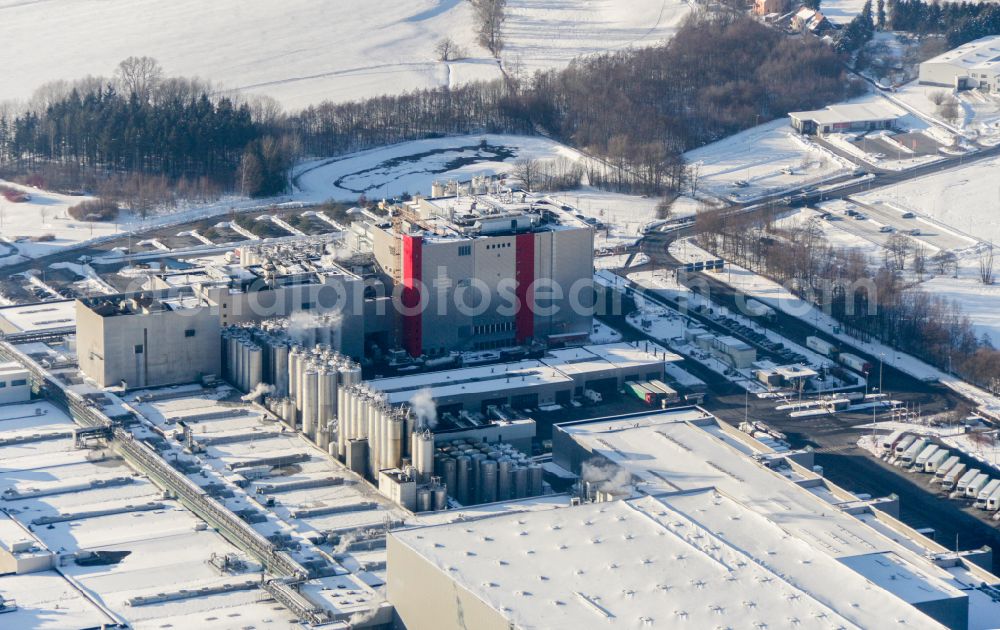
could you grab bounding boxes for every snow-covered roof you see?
[923,35,1000,73]
[789,101,907,125]
[552,409,1000,623]
[391,490,947,628]
[0,299,76,333]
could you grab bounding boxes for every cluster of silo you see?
[415,478,448,513]
[285,344,359,451]
[336,385,415,477]
[221,322,362,455]
[432,439,543,506]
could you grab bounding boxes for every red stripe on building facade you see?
[401,235,423,357]
[515,233,535,343]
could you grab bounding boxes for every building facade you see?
[368,195,595,357]
[920,36,1000,92]
[76,290,221,389]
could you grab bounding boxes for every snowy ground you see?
[0,0,691,110]
[853,155,1000,244]
[550,188,705,249]
[293,134,590,202]
[0,181,121,263]
[890,81,1000,145]
[819,0,868,24]
[684,119,853,203]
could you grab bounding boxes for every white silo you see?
[301,368,318,437]
[248,345,263,394]
[273,343,289,397]
[413,430,434,484]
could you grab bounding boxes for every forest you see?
[0,14,854,200]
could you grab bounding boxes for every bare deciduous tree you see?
[469,0,506,57]
[116,56,163,101]
[511,158,541,192]
[886,233,912,270]
[980,241,995,285]
[435,38,464,61]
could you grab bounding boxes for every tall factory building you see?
[367,193,595,357]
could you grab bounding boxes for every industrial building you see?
[387,407,1000,629]
[76,289,221,389]
[789,101,906,135]
[0,362,30,404]
[363,192,595,357]
[919,35,1000,92]
[0,299,76,336]
[549,408,1000,629]
[146,238,370,359]
[366,341,681,413]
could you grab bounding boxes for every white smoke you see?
[409,388,438,430]
[287,310,342,347]
[331,531,357,555]
[581,460,634,498]
[241,382,274,402]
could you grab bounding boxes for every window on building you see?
[185,329,196,338]
[302,301,313,310]
[11,379,26,387]
[0,381,6,388]
[459,245,471,256]
[134,344,144,354]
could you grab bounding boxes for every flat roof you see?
[369,343,678,404]
[555,409,991,618]
[0,300,76,333]
[391,491,943,629]
[923,35,1000,72]
[790,101,906,125]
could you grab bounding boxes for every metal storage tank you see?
[456,456,471,505]
[470,453,486,502]
[387,415,404,471]
[273,343,289,396]
[480,459,498,503]
[497,459,512,501]
[301,369,318,438]
[528,464,543,496]
[432,485,447,511]
[513,466,528,499]
[443,458,457,497]
[248,345,263,392]
[413,431,435,483]
[416,488,432,513]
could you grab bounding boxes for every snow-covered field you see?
[0,182,120,263]
[853,156,1000,244]
[684,119,853,202]
[891,81,1000,143]
[818,0,868,24]
[0,0,691,110]
[293,134,588,201]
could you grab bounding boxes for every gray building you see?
[920,36,1000,92]
[367,193,595,357]
[76,289,220,389]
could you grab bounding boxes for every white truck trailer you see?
[806,336,837,357]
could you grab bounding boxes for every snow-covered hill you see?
[0,0,691,110]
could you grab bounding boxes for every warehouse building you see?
[919,35,1000,92]
[364,193,595,357]
[545,408,1000,630]
[366,342,680,413]
[0,362,31,404]
[76,289,220,389]
[789,101,906,135]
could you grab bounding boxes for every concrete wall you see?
[387,534,509,630]
[76,301,221,389]
[0,368,31,404]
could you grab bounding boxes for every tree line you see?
[695,208,1000,394]
[0,15,855,202]
[887,0,1000,47]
